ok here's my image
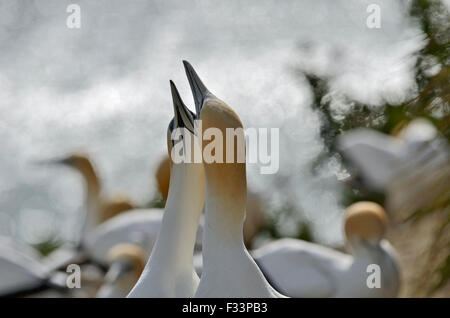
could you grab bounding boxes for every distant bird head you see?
[97,243,147,298]
[34,152,99,188]
[182,60,217,115]
[344,201,388,246]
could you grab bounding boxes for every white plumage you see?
[0,243,66,297]
[253,238,400,297]
[85,209,203,266]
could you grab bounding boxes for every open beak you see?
[182,60,214,115]
[170,80,195,134]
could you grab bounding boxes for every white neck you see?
[343,239,400,297]
[76,163,102,236]
[195,185,278,298]
[128,163,204,297]
[83,191,101,235]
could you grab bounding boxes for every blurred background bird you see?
[0,239,67,297]
[252,201,401,297]
[0,0,448,298]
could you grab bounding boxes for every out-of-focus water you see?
[0,0,423,246]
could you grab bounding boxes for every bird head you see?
[344,201,388,248]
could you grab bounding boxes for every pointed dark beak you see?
[31,157,71,166]
[182,60,214,115]
[170,80,195,134]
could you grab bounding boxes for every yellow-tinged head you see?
[200,98,247,210]
[344,201,388,243]
[107,243,147,279]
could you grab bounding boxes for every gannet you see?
[38,155,203,268]
[96,243,147,298]
[0,235,41,260]
[252,201,401,297]
[127,80,205,297]
[183,60,284,298]
[44,153,134,233]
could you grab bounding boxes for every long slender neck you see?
[128,162,205,297]
[197,164,278,297]
[150,162,204,269]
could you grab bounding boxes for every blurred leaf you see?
[32,237,62,256]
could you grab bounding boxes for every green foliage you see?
[300,0,449,294]
[33,237,62,257]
